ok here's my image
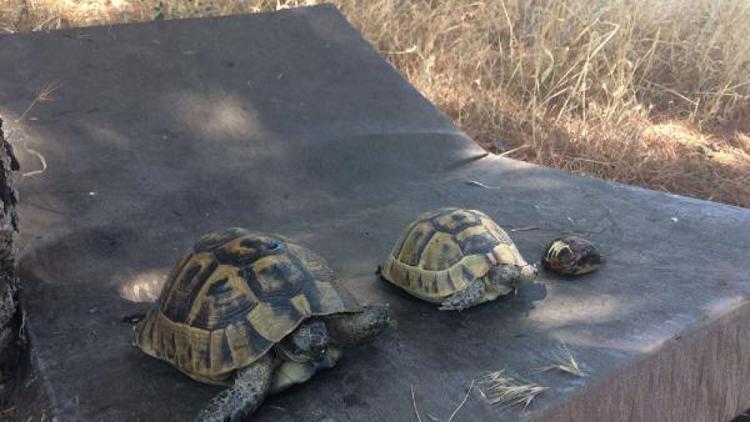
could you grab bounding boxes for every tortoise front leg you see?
[438,278,487,311]
[196,354,274,422]
[324,305,392,346]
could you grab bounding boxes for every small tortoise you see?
[542,235,606,276]
[135,228,390,421]
[380,208,537,311]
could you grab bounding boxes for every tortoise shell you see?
[135,228,361,385]
[380,208,531,303]
[542,235,605,275]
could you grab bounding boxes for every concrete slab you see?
[1,5,750,421]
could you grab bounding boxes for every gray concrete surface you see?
[1,5,749,421]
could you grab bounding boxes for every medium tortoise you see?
[380,208,537,311]
[135,228,390,421]
[542,235,605,276]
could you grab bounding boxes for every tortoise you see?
[542,235,606,276]
[135,228,391,421]
[380,208,537,311]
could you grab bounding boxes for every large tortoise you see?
[135,228,390,421]
[380,208,537,310]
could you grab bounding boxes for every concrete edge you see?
[533,298,750,421]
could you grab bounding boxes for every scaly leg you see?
[195,354,274,422]
[324,305,392,346]
[439,278,486,311]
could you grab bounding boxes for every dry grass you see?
[410,380,475,422]
[479,370,548,410]
[446,380,474,422]
[15,79,63,122]
[531,343,586,377]
[1,0,749,206]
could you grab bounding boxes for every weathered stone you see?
[0,118,20,401]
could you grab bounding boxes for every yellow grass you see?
[2,0,749,206]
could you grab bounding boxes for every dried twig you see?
[465,180,501,189]
[562,155,613,166]
[497,144,529,157]
[510,226,541,232]
[32,15,59,32]
[381,45,418,55]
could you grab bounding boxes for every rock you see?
[0,118,20,401]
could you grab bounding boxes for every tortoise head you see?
[487,261,537,291]
[509,246,538,284]
[278,320,329,363]
[518,263,538,283]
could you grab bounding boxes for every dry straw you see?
[531,343,586,377]
[479,370,549,410]
[15,80,63,123]
[410,380,475,422]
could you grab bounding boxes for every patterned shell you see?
[542,235,605,275]
[135,228,361,385]
[381,208,530,303]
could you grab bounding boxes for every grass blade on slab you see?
[479,370,548,410]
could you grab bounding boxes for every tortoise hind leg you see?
[195,355,274,422]
[439,278,487,311]
[324,305,392,346]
